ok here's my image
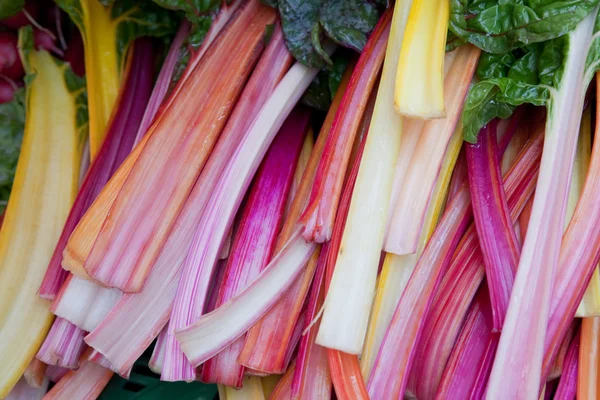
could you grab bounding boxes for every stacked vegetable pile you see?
[3,0,600,399]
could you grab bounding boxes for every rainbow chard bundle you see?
[3,0,600,399]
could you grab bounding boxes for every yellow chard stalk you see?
[360,123,462,380]
[394,0,449,119]
[56,0,177,160]
[79,0,120,160]
[0,28,84,396]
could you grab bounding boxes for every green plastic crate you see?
[98,353,218,400]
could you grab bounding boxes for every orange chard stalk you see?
[23,359,46,389]
[65,0,276,291]
[578,317,600,399]
[270,362,295,400]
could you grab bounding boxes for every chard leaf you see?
[0,0,24,19]
[302,70,331,110]
[279,0,325,68]
[57,0,178,70]
[446,30,466,52]
[150,0,218,39]
[302,52,349,111]
[319,0,380,52]
[61,62,89,147]
[585,10,600,78]
[477,53,517,79]
[450,0,600,54]
[0,89,25,214]
[278,0,382,68]
[463,78,550,142]
[463,40,565,142]
[111,0,179,66]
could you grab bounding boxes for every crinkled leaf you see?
[507,47,542,84]
[57,0,178,70]
[477,53,517,80]
[539,35,567,86]
[450,0,600,54]
[0,0,24,19]
[301,52,349,111]
[0,88,25,214]
[585,10,600,78]
[279,0,325,68]
[277,0,380,67]
[463,39,568,142]
[319,0,380,52]
[463,78,550,142]
[111,0,179,67]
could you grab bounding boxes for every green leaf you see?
[60,61,89,146]
[328,52,349,97]
[319,0,380,52]
[0,88,25,214]
[150,0,219,29]
[111,0,179,67]
[449,0,600,54]
[57,0,179,71]
[0,0,24,19]
[477,53,517,80]
[301,70,331,110]
[277,0,381,67]
[463,39,568,142]
[279,0,325,68]
[446,30,466,52]
[462,78,551,142]
[261,0,278,7]
[585,10,600,78]
[301,52,349,111]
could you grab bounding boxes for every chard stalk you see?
[487,9,598,398]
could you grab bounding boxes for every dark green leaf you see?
[311,23,332,65]
[261,0,278,7]
[264,23,276,44]
[279,0,325,68]
[301,70,331,111]
[301,52,349,111]
[0,88,25,214]
[183,16,212,49]
[0,0,24,19]
[319,0,380,52]
[449,0,600,54]
[328,52,349,96]
[370,0,389,7]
